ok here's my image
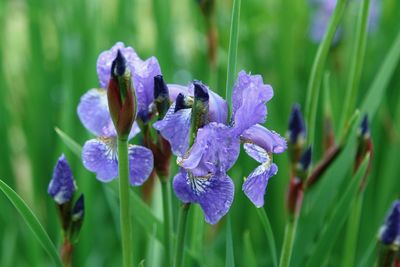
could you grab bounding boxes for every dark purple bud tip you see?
[72,194,85,221]
[193,81,209,103]
[379,200,400,245]
[154,75,169,100]
[48,154,77,205]
[111,50,127,77]
[175,93,190,112]
[288,104,306,144]
[299,147,312,171]
[360,114,370,137]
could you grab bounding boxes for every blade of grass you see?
[225,216,235,267]
[256,208,278,267]
[0,179,62,267]
[55,127,82,158]
[225,0,241,114]
[305,155,370,267]
[304,0,347,146]
[243,231,257,267]
[339,0,371,131]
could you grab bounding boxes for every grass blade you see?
[225,216,235,267]
[55,127,83,158]
[304,0,347,145]
[225,0,241,112]
[0,180,62,267]
[256,208,278,267]
[305,155,370,267]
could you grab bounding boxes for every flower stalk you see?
[117,137,133,267]
[174,203,190,267]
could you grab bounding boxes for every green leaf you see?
[304,0,347,145]
[256,208,278,267]
[243,231,257,267]
[225,0,241,114]
[0,180,63,267]
[305,155,370,267]
[55,127,82,158]
[360,28,400,120]
[225,217,235,267]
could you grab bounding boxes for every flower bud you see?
[287,104,306,164]
[69,194,85,243]
[379,200,400,247]
[107,50,136,139]
[174,93,192,112]
[296,147,312,180]
[153,75,170,120]
[190,81,210,144]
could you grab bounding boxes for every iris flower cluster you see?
[77,42,286,224]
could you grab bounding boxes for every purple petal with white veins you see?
[180,122,240,176]
[232,71,274,134]
[82,138,118,182]
[153,103,191,157]
[97,42,140,88]
[243,163,278,208]
[242,124,287,154]
[173,168,234,224]
[243,143,270,164]
[77,89,115,137]
[128,145,154,186]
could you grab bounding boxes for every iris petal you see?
[153,103,191,157]
[173,168,234,224]
[242,124,287,154]
[242,163,278,208]
[128,145,154,186]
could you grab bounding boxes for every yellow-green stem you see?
[173,203,190,267]
[160,178,173,267]
[117,138,132,267]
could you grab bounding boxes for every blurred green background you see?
[0,0,400,266]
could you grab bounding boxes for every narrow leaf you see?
[55,127,82,157]
[225,217,235,267]
[225,0,241,113]
[305,155,370,267]
[0,180,63,267]
[256,208,278,267]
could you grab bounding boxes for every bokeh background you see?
[0,0,400,266]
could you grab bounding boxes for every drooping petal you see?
[153,103,191,157]
[242,124,287,154]
[242,163,278,208]
[82,138,118,182]
[243,143,269,164]
[128,145,154,186]
[232,71,274,134]
[77,89,115,137]
[173,169,234,224]
[180,123,240,176]
[97,42,140,88]
[48,155,77,204]
[133,56,162,119]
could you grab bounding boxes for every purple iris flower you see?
[48,154,77,205]
[157,71,286,223]
[78,43,156,185]
[97,42,161,123]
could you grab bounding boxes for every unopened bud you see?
[69,194,85,244]
[153,75,170,119]
[107,50,136,139]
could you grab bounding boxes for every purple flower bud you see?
[299,147,312,171]
[70,194,85,243]
[379,200,400,246]
[174,93,191,112]
[193,81,210,103]
[48,155,77,205]
[107,50,136,139]
[153,75,170,119]
[288,104,306,145]
[360,114,370,137]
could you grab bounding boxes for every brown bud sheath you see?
[107,50,136,139]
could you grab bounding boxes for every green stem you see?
[256,208,278,267]
[342,193,364,267]
[117,138,133,267]
[339,0,371,131]
[160,179,173,267]
[173,203,190,267]
[304,0,347,146]
[278,216,299,267]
